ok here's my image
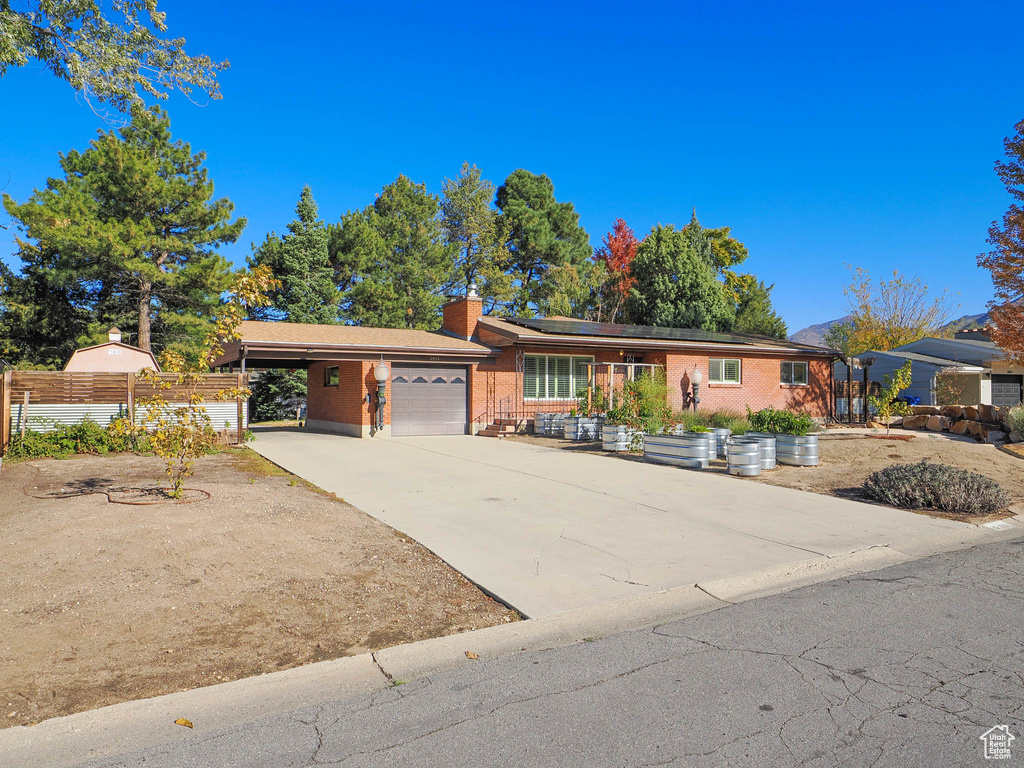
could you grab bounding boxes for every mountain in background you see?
[788,310,991,347]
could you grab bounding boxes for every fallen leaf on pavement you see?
[175,718,194,729]
[465,651,479,660]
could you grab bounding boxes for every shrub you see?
[4,418,147,461]
[606,372,672,434]
[746,406,816,435]
[1005,404,1024,435]
[672,410,709,432]
[708,410,750,435]
[863,461,1010,515]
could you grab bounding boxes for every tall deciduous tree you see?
[496,169,591,316]
[440,163,511,309]
[2,106,243,359]
[0,0,227,111]
[826,267,957,355]
[334,175,454,329]
[979,118,1024,364]
[593,218,640,323]
[248,186,338,325]
[628,224,735,331]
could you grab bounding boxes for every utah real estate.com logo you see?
[980,725,1015,760]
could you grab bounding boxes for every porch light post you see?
[373,358,390,433]
[689,366,703,411]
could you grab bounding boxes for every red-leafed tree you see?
[979,118,1024,364]
[594,218,640,323]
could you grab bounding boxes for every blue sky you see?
[1,0,1022,332]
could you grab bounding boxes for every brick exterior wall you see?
[307,360,390,437]
[442,296,483,339]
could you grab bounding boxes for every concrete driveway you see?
[248,429,966,618]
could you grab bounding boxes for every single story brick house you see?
[214,293,836,437]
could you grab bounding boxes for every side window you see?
[324,366,339,387]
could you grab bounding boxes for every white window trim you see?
[523,354,595,401]
[781,361,809,386]
[709,358,742,385]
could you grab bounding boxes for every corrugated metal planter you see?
[710,427,732,458]
[643,433,709,469]
[776,434,819,466]
[684,431,718,462]
[563,416,603,440]
[726,438,762,476]
[601,424,641,452]
[742,432,778,470]
[534,412,569,437]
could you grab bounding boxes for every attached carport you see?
[213,320,499,437]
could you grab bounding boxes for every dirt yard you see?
[0,450,517,729]
[508,433,1024,516]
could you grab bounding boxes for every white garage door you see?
[391,366,468,436]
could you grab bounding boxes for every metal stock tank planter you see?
[726,438,762,477]
[534,412,569,437]
[601,423,641,452]
[563,415,603,441]
[643,433,709,469]
[743,432,778,470]
[710,427,732,458]
[775,434,819,466]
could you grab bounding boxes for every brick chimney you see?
[442,284,483,340]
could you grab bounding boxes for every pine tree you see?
[733,279,788,339]
[2,107,244,360]
[248,186,339,325]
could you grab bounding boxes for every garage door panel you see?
[391,365,467,436]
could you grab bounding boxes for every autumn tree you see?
[979,118,1024,364]
[593,218,640,323]
[0,0,227,111]
[496,169,591,316]
[826,267,957,356]
[2,106,243,358]
[440,163,512,309]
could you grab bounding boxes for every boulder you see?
[891,416,904,427]
[939,405,963,420]
[1010,430,1023,444]
[912,405,940,416]
[962,406,980,421]
[979,403,996,423]
[925,415,946,432]
[950,420,971,436]
[866,421,886,430]
[966,421,988,440]
[986,430,1008,444]
[902,414,929,429]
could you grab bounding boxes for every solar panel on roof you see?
[503,317,761,345]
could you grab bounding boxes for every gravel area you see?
[0,449,517,729]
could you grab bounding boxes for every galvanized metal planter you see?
[643,433,709,469]
[534,412,570,437]
[563,415,603,440]
[775,434,819,466]
[742,432,778,470]
[601,423,641,452]
[710,427,732,458]
[726,438,762,476]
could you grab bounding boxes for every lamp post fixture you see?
[684,366,703,411]
[373,358,390,433]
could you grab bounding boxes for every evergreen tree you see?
[2,107,243,360]
[440,163,512,309]
[733,279,788,339]
[628,225,735,330]
[338,175,454,329]
[248,186,339,325]
[496,170,592,316]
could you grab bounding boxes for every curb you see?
[3,519,1023,768]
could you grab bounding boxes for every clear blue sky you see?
[1,0,1022,333]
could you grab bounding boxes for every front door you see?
[390,366,468,436]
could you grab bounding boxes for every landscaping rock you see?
[966,421,988,440]
[986,430,1007,444]
[939,405,963,419]
[962,406,980,421]
[866,421,886,430]
[925,415,946,432]
[1010,430,1023,444]
[912,405,940,416]
[979,403,996,423]
[951,420,971,436]
[902,414,929,429]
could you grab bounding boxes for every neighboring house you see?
[64,328,161,373]
[213,292,836,438]
[833,330,1022,407]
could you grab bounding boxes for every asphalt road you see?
[77,538,1024,768]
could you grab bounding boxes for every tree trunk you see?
[138,280,152,351]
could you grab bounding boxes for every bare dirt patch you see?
[0,449,517,729]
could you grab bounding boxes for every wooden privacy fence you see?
[0,371,249,453]
[834,379,883,421]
